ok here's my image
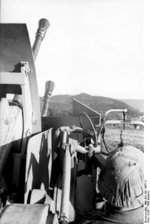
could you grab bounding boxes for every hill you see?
[40,93,142,119]
[121,99,144,113]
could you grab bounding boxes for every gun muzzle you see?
[32,18,50,61]
[42,80,55,117]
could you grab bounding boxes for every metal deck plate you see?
[0,204,49,224]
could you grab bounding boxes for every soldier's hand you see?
[88,144,101,158]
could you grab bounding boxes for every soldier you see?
[80,145,144,224]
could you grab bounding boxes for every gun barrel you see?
[32,18,50,61]
[42,80,55,117]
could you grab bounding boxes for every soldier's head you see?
[98,145,144,210]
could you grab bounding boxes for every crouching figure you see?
[81,145,144,224]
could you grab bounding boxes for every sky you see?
[1,0,144,99]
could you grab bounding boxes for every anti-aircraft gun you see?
[0,19,144,224]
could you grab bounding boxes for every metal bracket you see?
[20,62,31,76]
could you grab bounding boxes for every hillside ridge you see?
[41,93,143,118]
